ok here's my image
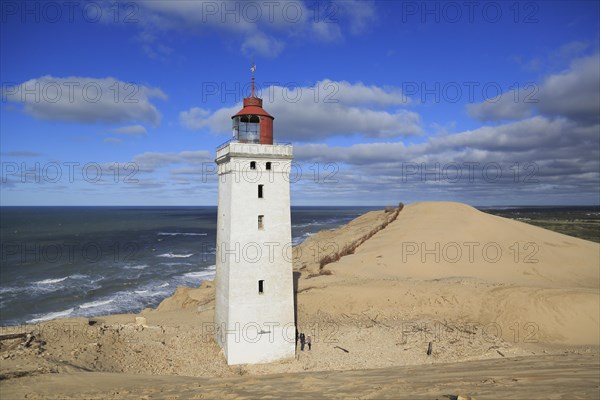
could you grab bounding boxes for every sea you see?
[0,206,380,326]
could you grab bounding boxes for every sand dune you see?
[334,202,598,287]
[307,202,600,346]
[1,202,598,398]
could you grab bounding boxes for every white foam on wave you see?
[159,283,169,288]
[160,262,194,267]
[183,270,216,279]
[133,289,170,298]
[292,220,320,228]
[0,286,18,295]
[292,232,313,246]
[157,253,194,258]
[125,264,149,270]
[158,232,208,236]
[34,277,68,285]
[292,216,352,229]
[79,299,114,309]
[149,291,170,297]
[25,274,93,296]
[28,308,74,323]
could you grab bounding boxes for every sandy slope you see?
[1,202,599,399]
[2,353,598,399]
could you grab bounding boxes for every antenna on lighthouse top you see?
[250,57,256,97]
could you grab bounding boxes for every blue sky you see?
[1,0,599,206]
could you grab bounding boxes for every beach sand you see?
[1,202,599,399]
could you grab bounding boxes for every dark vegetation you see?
[482,206,600,243]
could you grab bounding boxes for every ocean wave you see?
[157,253,194,258]
[159,283,169,288]
[158,232,208,236]
[28,308,74,323]
[79,299,115,309]
[134,290,148,294]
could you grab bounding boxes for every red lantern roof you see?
[232,96,274,119]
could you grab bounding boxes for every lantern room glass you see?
[232,115,260,143]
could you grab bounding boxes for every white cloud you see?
[329,80,411,106]
[180,80,420,140]
[338,0,377,35]
[468,53,600,125]
[58,114,595,205]
[295,117,596,163]
[136,0,259,34]
[266,102,421,139]
[180,107,211,130]
[110,115,598,204]
[311,21,343,42]
[3,76,167,126]
[554,41,590,61]
[132,0,377,58]
[292,116,599,204]
[465,91,534,121]
[537,54,600,124]
[111,125,148,136]
[241,31,285,57]
[512,41,590,72]
[131,150,213,172]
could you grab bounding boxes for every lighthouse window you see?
[250,161,256,170]
[258,215,264,230]
[258,184,264,198]
[236,115,260,143]
[266,162,272,170]
[258,280,264,294]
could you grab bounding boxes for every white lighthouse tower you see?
[214,65,296,365]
